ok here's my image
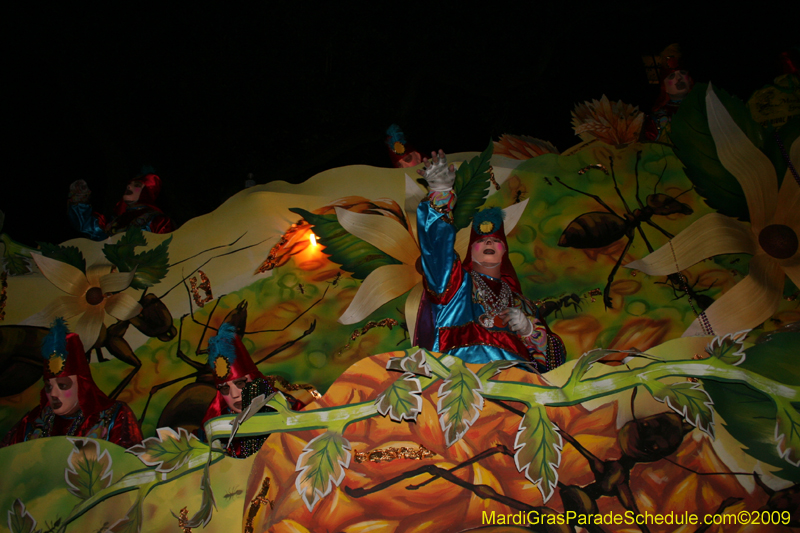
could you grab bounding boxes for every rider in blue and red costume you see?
[68,172,175,240]
[1,318,143,449]
[415,150,566,372]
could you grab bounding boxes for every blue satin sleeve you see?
[68,203,109,241]
[417,201,459,296]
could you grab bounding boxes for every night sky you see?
[5,4,796,247]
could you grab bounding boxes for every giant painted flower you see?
[336,175,527,341]
[571,95,644,146]
[21,254,142,350]
[626,84,800,336]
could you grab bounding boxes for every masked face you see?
[664,70,692,99]
[218,374,252,413]
[45,376,80,416]
[122,180,144,204]
[471,236,505,271]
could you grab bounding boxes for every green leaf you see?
[514,405,562,503]
[1,234,35,276]
[475,360,517,383]
[127,427,208,473]
[289,208,401,280]
[739,331,800,386]
[452,142,493,229]
[775,398,800,467]
[102,227,171,289]
[35,242,86,273]
[7,499,40,533]
[183,463,217,528]
[386,348,432,378]
[671,83,768,221]
[703,379,800,482]
[375,373,423,422]
[294,430,352,512]
[437,358,484,447]
[65,439,114,500]
[107,499,142,533]
[705,330,749,365]
[651,382,715,439]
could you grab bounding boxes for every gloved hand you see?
[68,180,91,204]
[417,149,456,192]
[499,307,535,337]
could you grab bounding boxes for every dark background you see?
[4,4,796,246]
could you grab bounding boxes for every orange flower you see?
[571,95,644,147]
[493,134,559,160]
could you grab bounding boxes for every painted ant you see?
[224,487,244,500]
[555,152,693,308]
[539,294,582,319]
[328,272,342,287]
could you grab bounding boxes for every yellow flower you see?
[571,95,644,146]
[625,84,800,336]
[21,254,143,350]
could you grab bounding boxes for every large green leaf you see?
[1,234,35,276]
[35,242,86,273]
[436,358,484,447]
[375,372,423,422]
[775,398,800,467]
[65,439,114,500]
[289,208,401,281]
[7,499,40,533]
[650,382,715,438]
[294,430,352,512]
[671,83,768,221]
[127,427,208,473]
[452,141,493,229]
[738,331,800,385]
[514,405,562,503]
[102,226,171,290]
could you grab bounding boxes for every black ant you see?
[224,487,244,500]
[328,272,342,287]
[513,190,525,204]
[539,294,582,318]
[297,283,305,295]
[555,152,693,308]
[43,518,62,533]
[657,275,715,311]
[543,177,553,186]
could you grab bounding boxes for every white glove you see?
[500,307,534,337]
[417,149,456,192]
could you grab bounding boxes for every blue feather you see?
[42,317,69,360]
[208,322,237,367]
[472,207,505,235]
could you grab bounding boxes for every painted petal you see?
[74,304,106,351]
[338,264,420,325]
[503,198,529,235]
[19,295,86,326]
[784,262,800,290]
[104,293,143,321]
[404,282,424,344]
[772,136,800,234]
[706,84,778,231]
[335,207,419,266]
[625,213,756,275]
[683,254,784,337]
[454,227,471,260]
[86,263,113,287]
[99,269,136,293]
[30,254,89,296]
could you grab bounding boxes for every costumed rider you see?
[68,172,176,241]
[1,318,143,448]
[416,150,566,372]
[198,323,280,459]
[643,44,694,142]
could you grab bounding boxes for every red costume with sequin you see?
[1,329,142,449]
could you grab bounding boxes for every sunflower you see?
[625,84,799,336]
[21,254,142,350]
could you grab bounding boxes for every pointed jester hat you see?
[462,207,522,293]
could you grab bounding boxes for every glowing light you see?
[310,233,317,247]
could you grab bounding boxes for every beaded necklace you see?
[470,271,512,329]
[38,407,85,438]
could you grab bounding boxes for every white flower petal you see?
[335,207,420,266]
[104,293,143,321]
[706,84,778,232]
[784,262,800,291]
[404,282,424,344]
[75,304,106,351]
[19,295,86,326]
[454,226,471,260]
[625,213,756,275]
[86,263,113,286]
[503,198,529,235]
[338,264,420,325]
[683,254,784,337]
[99,269,136,293]
[30,254,90,296]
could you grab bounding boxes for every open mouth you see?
[51,399,63,410]
[675,81,687,90]
[482,249,496,255]
[234,401,243,411]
